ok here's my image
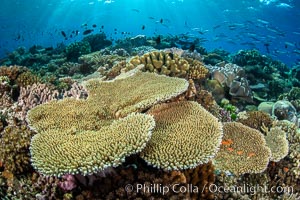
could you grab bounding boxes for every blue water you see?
[0,0,299,66]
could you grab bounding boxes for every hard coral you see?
[15,71,41,88]
[265,127,289,162]
[237,110,273,132]
[128,51,190,77]
[0,65,27,81]
[0,125,35,175]
[140,101,223,170]
[86,71,189,118]
[213,122,271,175]
[29,113,155,176]
[26,71,188,176]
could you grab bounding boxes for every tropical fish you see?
[276,3,293,8]
[83,29,93,35]
[131,9,140,12]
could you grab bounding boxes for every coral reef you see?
[0,65,27,81]
[140,101,223,170]
[82,33,112,52]
[15,83,59,121]
[0,125,35,176]
[65,41,91,62]
[128,51,190,77]
[213,122,271,174]
[207,63,253,102]
[237,110,274,132]
[272,100,298,125]
[85,71,189,117]
[15,71,41,87]
[79,51,127,76]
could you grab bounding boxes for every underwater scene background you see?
[0,0,300,199]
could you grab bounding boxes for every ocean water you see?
[0,0,299,66]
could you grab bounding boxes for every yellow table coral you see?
[213,122,271,175]
[140,101,223,170]
[27,71,189,176]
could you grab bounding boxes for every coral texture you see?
[85,71,189,118]
[207,63,253,102]
[213,122,271,175]
[0,125,35,175]
[26,71,188,176]
[29,113,155,176]
[237,110,274,132]
[128,51,208,80]
[140,101,223,170]
[265,127,289,162]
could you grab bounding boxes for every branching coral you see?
[0,65,27,81]
[140,101,223,170]
[0,125,35,175]
[15,71,41,87]
[213,122,271,175]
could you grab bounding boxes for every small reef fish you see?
[61,31,67,39]
[257,18,269,25]
[293,49,300,55]
[141,25,145,30]
[221,139,233,146]
[227,147,234,152]
[276,3,293,8]
[83,29,93,35]
[155,35,161,45]
[284,42,295,48]
[247,153,256,159]
[131,9,140,12]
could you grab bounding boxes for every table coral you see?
[29,113,155,177]
[140,101,223,170]
[85,71,189,118]
[265,127,289,162]
[213,122,271,175]
[26,71,189,176]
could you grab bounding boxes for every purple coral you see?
[58,174,77,191]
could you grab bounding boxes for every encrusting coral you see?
[264,127,289,162]
[140,101,223,170]
[26,71,189,176]
[213,122,271,175]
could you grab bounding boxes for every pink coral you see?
[58,174,77,191]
